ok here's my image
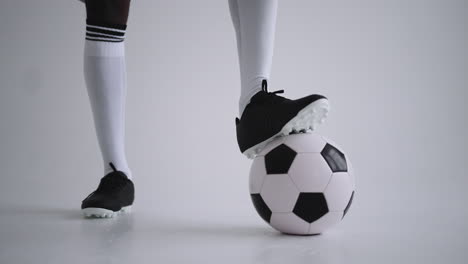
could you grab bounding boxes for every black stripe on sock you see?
[86,26,125,37]
[86,32,124,40]
[85,37,124,43]
[86,19,127,31]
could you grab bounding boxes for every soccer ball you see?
[249,132,355,235]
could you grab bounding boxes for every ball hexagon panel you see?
[343,191,355,219]
[270,212,310,235]
[323,172,354,211]
[260,174,300,212]
[250,193,272,223]
[282,133,327,153]
[264,144,297,174]
[288,153,333,192]
[292,193,329,223]
[321,143,347,173]
[249,156,267,194]
[308,212,343,235]
[321,135,345,154]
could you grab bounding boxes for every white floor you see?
[1,202,467,264]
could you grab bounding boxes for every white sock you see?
[84,22,132,179]
[228,0,279,117]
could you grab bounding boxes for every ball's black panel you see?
[293,193,329,223]
[321,143,347,172]
[342,191,354,219]
[251,193,272,223]
[264,144,297,174]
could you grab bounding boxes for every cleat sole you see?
[82,205,132,219]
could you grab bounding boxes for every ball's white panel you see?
[308,212,343,235]
[347,158,356,190]
[258,136,285,156]
[270,212,310,235]
[260,174,299,212]
[324,172,354,211]
[288,153,333,192]
[249,156,267,194]
[283,132,327,153]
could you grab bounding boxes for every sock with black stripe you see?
[83,21,132,179]
[86,20,127,43]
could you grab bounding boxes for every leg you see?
[84,0,132,178]
[229,0,330,159]
[228,0,278,117]
[81,0,135,218]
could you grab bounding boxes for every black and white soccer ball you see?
[249,132,355,235]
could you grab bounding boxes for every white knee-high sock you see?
[228,0,279,117]
[84,25,132,179]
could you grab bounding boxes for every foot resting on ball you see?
[235,79,329,159]
[81,162,135,218]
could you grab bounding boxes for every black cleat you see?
[236,79,330,159]
[81,162,135,218]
